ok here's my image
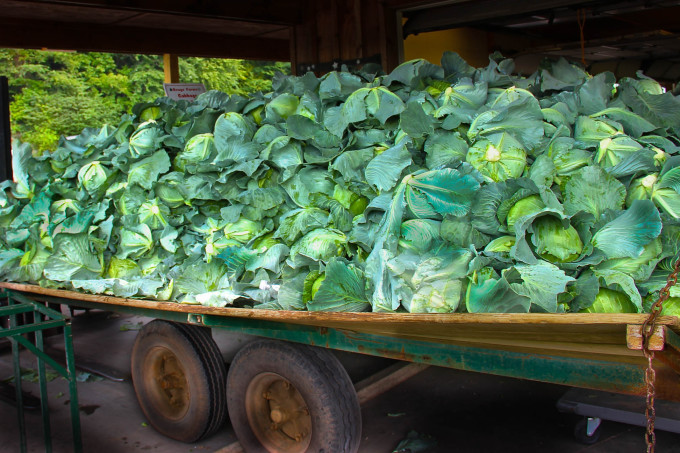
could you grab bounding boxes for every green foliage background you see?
[0,49,290,150]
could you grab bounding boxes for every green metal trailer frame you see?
[0,290,82,453]
[3,282,680,403]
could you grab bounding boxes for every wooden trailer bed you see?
[3,281,680,401]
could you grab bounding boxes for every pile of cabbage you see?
[2,52,680,314]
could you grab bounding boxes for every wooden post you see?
[0,76,11,182]
[163,54,180,83]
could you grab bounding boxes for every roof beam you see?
[0,18,291,60]
[13,0,304,26]
[403,0,615,35]
[383,0,468,11]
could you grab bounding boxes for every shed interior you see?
[0,0,678,83]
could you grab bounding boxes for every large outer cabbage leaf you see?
[365,142,412,192]
[468,87,545,151]
[423,130,468,169]
[564,166,626,218]
[128,150,171,189]
[405,168,481,219]
[591,200,662,259]
[289,228,346,263]
[307,258,370,312]
[508,261,575,312]
[618,78,680,135]
[43,233,102,281]
[465,268,531,313]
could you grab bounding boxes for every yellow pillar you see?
[163,54,180,83]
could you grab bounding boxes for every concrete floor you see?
[1,309,680,453]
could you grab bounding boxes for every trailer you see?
[2,281,680,452]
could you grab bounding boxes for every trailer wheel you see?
[227,339,361,453]
[131,320,227,442]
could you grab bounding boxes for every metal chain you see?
[642,257,680,453]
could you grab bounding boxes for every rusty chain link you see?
[641,256,680,453]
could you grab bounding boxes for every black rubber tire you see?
[227,339,361,453]
[131,320,227,443]
[574,417,601,445]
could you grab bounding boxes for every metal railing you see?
[0,290,82,453]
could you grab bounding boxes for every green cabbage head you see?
[466,132,526,182]
[580,288,637,313]
[531,216,583,263]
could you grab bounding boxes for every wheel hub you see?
[145,346,190,420]
[245,372,312,453]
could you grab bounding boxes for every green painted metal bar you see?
[10,292,69,320]
[0,319,69,338]
[63,322,82,453]
[1,291,82,453]
[11,337,69,379]
[36,326,53,453]
[8,296,28,453]
[10,334,70,378]
[0,304,37,316]
[195,314,648,394]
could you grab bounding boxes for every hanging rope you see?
[642,256,680,453]
[576,8,587,66]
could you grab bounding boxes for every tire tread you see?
[174,323,228,440]
[132,320,227,443]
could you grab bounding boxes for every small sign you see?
[163,83,206,101]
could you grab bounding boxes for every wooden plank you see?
[389,336,652,364]
[2,282,678,326]
[15,0,304,25]
[3,282,679,349]
[365,332,645,357]
[163,54,180,83]
[0,281,675,365]
[523,7,680,43]
[626,324,666,351]
[291,0,392,74]
[360,0,384,62]
[355,362,429,404]
[3,280,677,327]
[290,9,318,74]
[315,0,341,64]
[339,0,363,61]
[0,18,290,60]
[380,4,404,71]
